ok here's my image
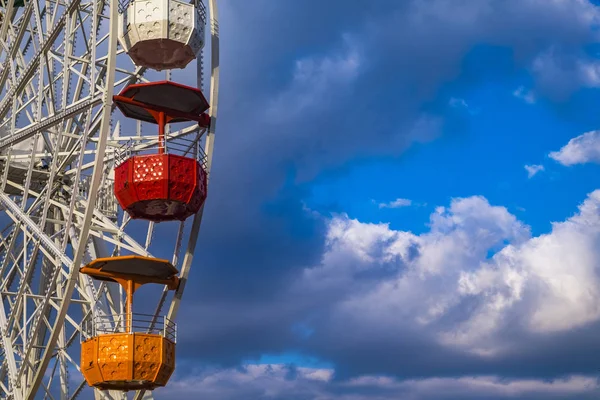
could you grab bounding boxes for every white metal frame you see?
[0,0,220,397]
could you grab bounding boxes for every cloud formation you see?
[169,1,600,398]
[513,86,537,104]
[156,365,600,400]
[378,198,413,208]
[180,190,600,385]
[525,164,545,178]
[550,130,600,166]
[204,0,600,218]
[310,191,600,354]
[265,34,362,123]
[449,97,480,115]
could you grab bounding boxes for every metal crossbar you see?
[197,0,207,24]
[79,175,118,220]
[81,312,177,342]
[117,0,129,14]
[113,134,209,170]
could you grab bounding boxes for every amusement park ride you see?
[0,0,219,396]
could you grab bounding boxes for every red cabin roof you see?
[114,81,210,124]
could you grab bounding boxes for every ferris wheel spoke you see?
[0,4,76,122]
[25,2,116,396]
[3,181,149,258]
[0,370,10,395]
[0,195,72,267]
[0,229,21,284]
[5,244,42,327]
[0,3,29,64]
[1,97,100,149]
[0,0,218,396]
[1,5,109,141]
[0,298,20,399]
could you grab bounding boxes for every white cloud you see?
[549,130,600,166]
[524,164,545,178]
[531,48,600,98]
[449,97,480,114]
[378,198,413,208]
[180,189,600,379]
[158,365,600,400]
[300,190,600,356]
[177,190,600,396]
[513,86,536,104]
[265,34,362,122]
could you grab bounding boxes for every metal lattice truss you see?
[0,0,220,397]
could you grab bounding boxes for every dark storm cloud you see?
[311,317,600,381]
[174,0,600,382]
[155,363,600,400]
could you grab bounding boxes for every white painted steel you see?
[0,0,219,397]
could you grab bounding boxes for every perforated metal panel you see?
[114,154,208,222]
[81,333,176,391]
[118,0,205,70]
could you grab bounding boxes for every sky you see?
[152,0,600,399]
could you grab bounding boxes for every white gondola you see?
[118,0,206,70]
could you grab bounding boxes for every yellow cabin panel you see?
[81,333,176,391]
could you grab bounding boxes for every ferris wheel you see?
[0,0,220,396]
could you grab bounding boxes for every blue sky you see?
[153,1,600,399]
[307,79,600,236]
